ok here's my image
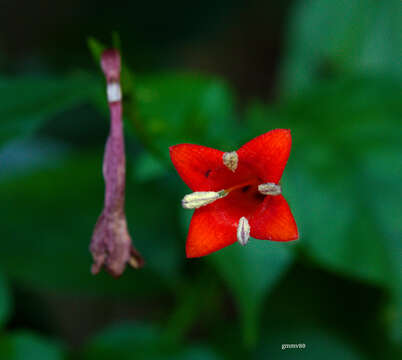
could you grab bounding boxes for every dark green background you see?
[0,0,401,359]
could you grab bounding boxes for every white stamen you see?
[182,190,227,209]
[258,182,282,196]
[223,151,238,172]
[107,82,122,103]
[237,217,250,246]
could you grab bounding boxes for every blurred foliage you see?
[280,0,402,97]
[0,0,401,359]
[213,243,294,348]
[80,322,222,360]
[0,155,181,294]
[0,332,64,360]
[0,75,101,148]
[131,73,240,159]
[0,274,11,328]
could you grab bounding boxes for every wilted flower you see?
[90,49,144,277]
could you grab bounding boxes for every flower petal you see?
[170,144,224,191]
[185,183,267,257]
[249,195,298,241]
[186,205,237,258]
[170,144,258,191]
[238,129,292,183]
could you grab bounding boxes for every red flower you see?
[170,129,299,258]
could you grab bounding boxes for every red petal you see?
[170,144,224,191]
[170,144,261,191]
[249,195,298,241]
[186,205,237,258]
[185,186,265,257]
[186,191,297,257]
[238,129,292,183]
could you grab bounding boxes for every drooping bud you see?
[237,216,250,246]
[182,190,227,209]
[223,151,238,172]
[258,182,282,196]
[90,49,144,277]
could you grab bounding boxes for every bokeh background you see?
[0,0,401,359]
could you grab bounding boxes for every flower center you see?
[222,179,266,215]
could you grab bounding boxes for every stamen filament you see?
[225,180,257,193]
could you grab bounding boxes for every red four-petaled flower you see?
[170,129,299,258]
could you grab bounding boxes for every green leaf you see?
[82,322,222,360]
[87,40,241,159]
[0,273,11,328]
[359,149,402,344]
[0,139,69,181]
[0,74,100,148]
[246,76,402,339]
[82,322,158,360]
[280,0,402,96]
[130,73,239,160]
[356,0,402,80]
[278,77,401,285]
[133,151,167,182]
[211,241,294,347]
[179,209,294,347]
[0,154,182,294]
[0,332,64,360]
[284,167,392,285]
[87,37,106,64]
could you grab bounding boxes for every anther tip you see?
[223,151,238,172]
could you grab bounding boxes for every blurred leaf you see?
[0,139,69,180]
[87,37,106,64]
[82,322,157,359]
[81,322,222,360]
[0,74,100,148]
[0,154,182,295]
[280,0,402,96]
[0,332,64,360]
[284,167,392,285]
[359,149,402,344]
[130,73,239,160]
[356,0,402,80]
[133,151,167,182]
[211,241,294,347]
[248,258,402,360]
[247,76,402,327]
[0,273,11,328]
[179,209,295,347]
[88,39,241,159]
[111,32,122,51]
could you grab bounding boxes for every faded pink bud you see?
[90,49,144,277]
